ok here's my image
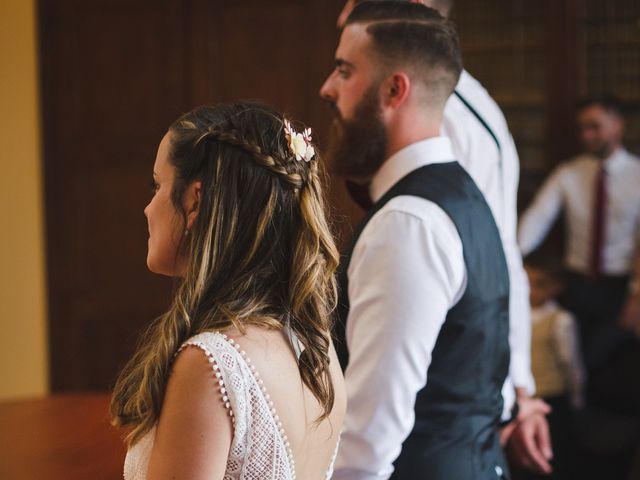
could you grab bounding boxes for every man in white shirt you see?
[321,3,545,478]
[519,95,640,480]
[336,0,552,476]
[519,96,640,361]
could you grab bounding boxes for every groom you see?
[321,3,511,478]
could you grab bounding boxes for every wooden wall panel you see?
[583,0,640,155]
[39,0,350,391]
[40,0,191,391]
[451,0,550,208]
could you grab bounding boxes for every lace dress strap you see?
[179,332,240,418]
[325,436,341,480]
[180,331,295,479]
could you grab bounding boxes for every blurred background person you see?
[522,250,585,480]
[519,95,640,480]
[519,96,640,353]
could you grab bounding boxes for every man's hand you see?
[501,394,551,444]
[506,412,553,475]
[517,395,551,422]
[501,393,553,475]
[622,263,640,336]
[620,290,640,338]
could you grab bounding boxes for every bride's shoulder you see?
[144,335,234,478]
[225,325,296,368]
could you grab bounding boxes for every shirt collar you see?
[531,300,559,321]
[456,69,472,89]
[587,146,628,172]
[603,147,629,172]
[370,136,456,202]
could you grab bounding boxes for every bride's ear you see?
[184,180,201,230]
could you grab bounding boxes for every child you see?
[524,251,585,479]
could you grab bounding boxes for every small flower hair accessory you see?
[284,119,316,162]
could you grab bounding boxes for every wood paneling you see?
[584,0,640,155]
[39,0,351,391]
[451,0,550,208]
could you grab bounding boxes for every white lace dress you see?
[123,331,339,480]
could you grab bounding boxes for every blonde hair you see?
[110,102,339,445]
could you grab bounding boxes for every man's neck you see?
[385,125,441,161]
[346,130,443,187]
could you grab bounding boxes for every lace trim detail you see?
[175,340,236,423]
[123,426,155,480]
[325,436,341,480]
[125,331,340,480]
[223,336,296,477]
[182,332,296,479]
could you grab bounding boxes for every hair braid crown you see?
[200,127,305,189]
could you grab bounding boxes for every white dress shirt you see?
[333,137,469,480]
[519,147,640,275]
[445,70,535,403]
[531,301,585,408]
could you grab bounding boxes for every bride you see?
[110,101,346,479]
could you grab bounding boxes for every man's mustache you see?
[326,101,343,121]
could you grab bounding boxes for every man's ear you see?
[382,72,411,109]
[184,180,201,230]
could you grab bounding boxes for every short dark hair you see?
[349,1,442,23]
[354,0,455,17]
[577,94,624,118]
[346,1,462,105]
[523,249,564,281]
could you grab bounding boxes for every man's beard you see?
[326,83,387,182]
[585,139,614,159]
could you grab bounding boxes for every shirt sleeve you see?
[501,133,535,395]
[518,167,566,256]
[332,199,466,480]
[634,199,640,261]
[551,310,586,409]
[445,84,535,401]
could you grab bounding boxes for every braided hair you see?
[199,127,307,191]
[111,102,339,445]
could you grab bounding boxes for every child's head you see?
[524,251,564,308]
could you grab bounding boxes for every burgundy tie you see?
[345,180,373,211]
[590,164,607,278]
